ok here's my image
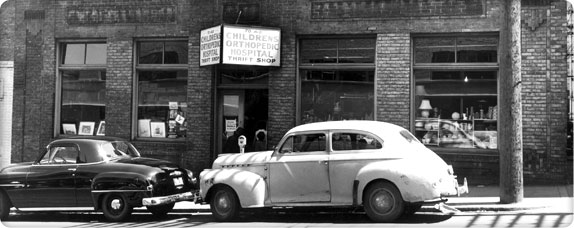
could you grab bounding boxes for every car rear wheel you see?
[102,193,133,222]
[363,181,404,222]
[146,203,175,217]
[210,186,240,221]
[0,190,11,220]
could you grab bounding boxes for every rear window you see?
[101,141,140,159]
[332,132,383,151]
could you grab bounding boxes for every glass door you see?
[216,89,268,155]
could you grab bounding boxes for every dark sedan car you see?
[0,137,197,222]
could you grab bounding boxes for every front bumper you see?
[142,190,199,206]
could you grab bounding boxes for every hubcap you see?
[111,199,122,210]
[372,189,394,214]
[216,192,230,213]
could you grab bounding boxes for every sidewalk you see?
[160,184,574,213]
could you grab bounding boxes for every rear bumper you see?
[456,177,469,196]
[441,177,469,197]
[142,190,199,206]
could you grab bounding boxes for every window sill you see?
[134,137,187,143]
[431,147,498,156]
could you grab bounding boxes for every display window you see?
[135,40,188,140]
[57,42,107,136]
[298,37,376,124]
[413,35,499,150]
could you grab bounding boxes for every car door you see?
[23,143,79,207]
[268,132,331,203]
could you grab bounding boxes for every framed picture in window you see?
[62,124,77,135]
[150,122,166,138]
[78,122,95,135]
[96,121,106,136]
[138,119,151,137]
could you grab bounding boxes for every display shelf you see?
[415,117,497,149]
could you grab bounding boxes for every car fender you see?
[200,168,266,208]
[355,161,439,203]
[91,172,151,209]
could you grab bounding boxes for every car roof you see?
[50,136,129,144]
[287,120,405,135]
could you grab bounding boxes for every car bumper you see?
[142,190,199,206]
[441,177,469,197]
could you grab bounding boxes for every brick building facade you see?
[1,0,571,184]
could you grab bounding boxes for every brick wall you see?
[521,1,571,183]
[0,0,14,61]
[375,33,411,129]
[6,0,571,184]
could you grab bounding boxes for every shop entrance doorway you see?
[217,89,268,155]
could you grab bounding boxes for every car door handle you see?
[68,168,76,171]
[319,160,328,165]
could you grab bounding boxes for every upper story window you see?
[135,40,188,140]
[57,41,107,137]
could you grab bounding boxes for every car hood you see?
[116,157,180,169]
[213,151,273,168]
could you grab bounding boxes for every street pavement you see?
[157,184,574,214]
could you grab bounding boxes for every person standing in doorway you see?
[223,127,245,153]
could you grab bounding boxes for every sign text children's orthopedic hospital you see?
[200,24,281,67]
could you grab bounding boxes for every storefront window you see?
[58,42,107,136]
[136,40,188,140]
[413,35,498,150]
[299,38,376,124]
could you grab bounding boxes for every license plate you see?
[173,177,184,186]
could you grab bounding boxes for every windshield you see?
[100,141,141,159]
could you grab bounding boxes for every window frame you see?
[329,130,384,153]
[411,33,500,153]
[55,40,107,138]
[132,38,189,141]
[297,36,377,125]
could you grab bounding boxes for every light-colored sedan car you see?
[199,120,468,222]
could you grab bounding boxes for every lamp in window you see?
[419,99,432,118]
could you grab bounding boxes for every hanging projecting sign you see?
[200,25,222,66]
[200,24,281,67]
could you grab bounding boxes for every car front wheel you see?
[146,203,175,217]
[210,186,240,221]
[363,181,404,222]
[0,190,11,220]
[102,193,133,222]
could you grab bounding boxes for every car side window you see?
[332,132,383,151]
[39,146,79,165]
[280,133,326,153]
